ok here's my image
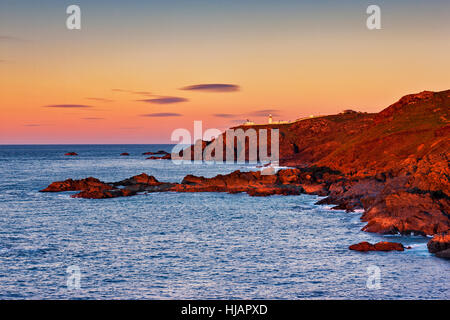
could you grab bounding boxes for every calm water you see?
[0,145,448,299]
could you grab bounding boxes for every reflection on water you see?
[0,145,448,299]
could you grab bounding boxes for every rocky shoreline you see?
[40,166,449,257]
[40,90,449,258]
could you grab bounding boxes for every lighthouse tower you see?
[268,114,273,124]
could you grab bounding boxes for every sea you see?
[0,144,448,299]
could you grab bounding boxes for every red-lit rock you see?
[146,153,171,160]
[114,173,161,186]
[72,187,135,199]
[40,177,113,192]
[349,242,374,252]
[427,232,450,254]
[142,150,168,155]
[349,241,404,252]
[373,241,404,251]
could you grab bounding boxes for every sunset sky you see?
[1,0,450,144]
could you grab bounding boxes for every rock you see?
[361,191,449,236]
[349,241,374,252]
[120,153,130,156]
[246,186,302,197]
[72,187,135,199]
[40,177,113,192]
[146,153,171,160]
[435,249,450,259]
[114,173,161,186]
[142,150,168,155]
[373,241,405,251]
[427,232,450,253]
[64,152,78,156]
[41,174,164,199]
[42,169,308,199]
[349,241,404,252]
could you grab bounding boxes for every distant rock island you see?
[42,90,449,257]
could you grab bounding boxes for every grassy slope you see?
[280,90,449,177]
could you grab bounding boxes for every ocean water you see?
[0,144,448,299]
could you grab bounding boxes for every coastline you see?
[38,90,450,258]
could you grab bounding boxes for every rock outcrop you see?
[41,170,309,199]
[427,232,450,258]
[41,173,166,199]
[146,151,171,160]
[142,150,168,156]
[40,177,113,192]
[146,153,171,160]
[349,241,405,252]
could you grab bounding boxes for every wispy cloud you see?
[82,117,104,120]
[228,119,247,124]
[0,35,26,42]
[140,113,182,117]
[23,124,43,127]
[85,97,114,103]
[213,113,241,118]
[112,89,152,96]
[248,109,280,117]
[137,96,188,104]
[211,109,280,119]
[43,104,93,109]
[180,83,240,92]
[132,91,152,95]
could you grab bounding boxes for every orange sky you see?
[1,1,450,143]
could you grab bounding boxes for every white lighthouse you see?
[268,114,273,124]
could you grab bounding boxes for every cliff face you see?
[315,90,449,181]
[236,90,449,179]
